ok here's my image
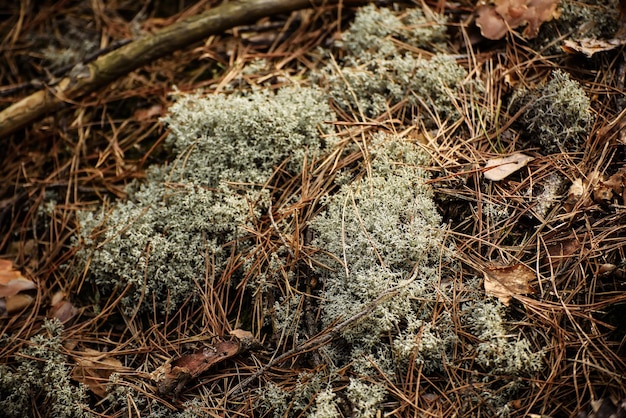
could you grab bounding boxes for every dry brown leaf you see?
[475,0,559,40]
[563,38,626,58]
[484,153,534,181]
[546,238,580,259]
[542,237,580,269]
[593,167,626,204]
[0,259,36,297]
[72,349,124,398]
[153,340,240,397]
[133,104,163,121]
[229,329,253,340]
[563,178,590,211]
[49,291,77,323]
[483,263,536,306]
[3,293,34,314]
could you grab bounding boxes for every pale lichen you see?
[0,319,92,418]
[508,69,593,154]
[73,86,335,316]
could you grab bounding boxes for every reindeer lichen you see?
[508,69,593,154]
[0,319,92,418]
[74,86,335,316]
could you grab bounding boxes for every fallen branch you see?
[226,271,419,396]
[0,0,334,138]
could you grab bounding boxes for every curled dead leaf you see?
[229,328,261,350]
[563,37,626,58]
[475,0,559,40]
[546,237,580,259]
[153,340,240,397]
[592,168,626,205]
[542,237,580,269]
[483,263,536,306]
[484,153,534,181]
[598,263,617,275]
[564,178,587,211]
[3,293,34,315]
[133,104,163,121]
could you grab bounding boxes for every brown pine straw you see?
[1,1,626,417]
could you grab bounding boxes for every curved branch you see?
[0,0,333,138]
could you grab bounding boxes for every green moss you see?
[508,69,593,154]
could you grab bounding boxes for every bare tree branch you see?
[0,0,335,138]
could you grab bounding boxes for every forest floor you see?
[1,1,626,417]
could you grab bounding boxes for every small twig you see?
[0,40,133,98]
[0,0,351,138]
[226,269,419,396]
[268,199,295,259]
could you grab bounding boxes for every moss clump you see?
[464,301,543,375]
[74,86,335,316]
[508,69,593,154]
[161,86,337,187]
[547,0,619,43]
[294,135,456,412]
[0,319,92,418]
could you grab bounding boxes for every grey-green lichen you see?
[307,387,340,418]
[74,86,335,316]
[262,133,544,416]
[346,379,387,418]
[539,0,619,49]
[0,319,92,418]
[464,301,543,376]
[311,135,450,353]
[104,374,204,418]
[338,4,447,59]
[160,86,337,187]
[65,5,548,416]
[318,5,477,123]
[508,69,593,154]
[257,372,329,418]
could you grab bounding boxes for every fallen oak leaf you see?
[483,263,536,306]
[483,153,534,181]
